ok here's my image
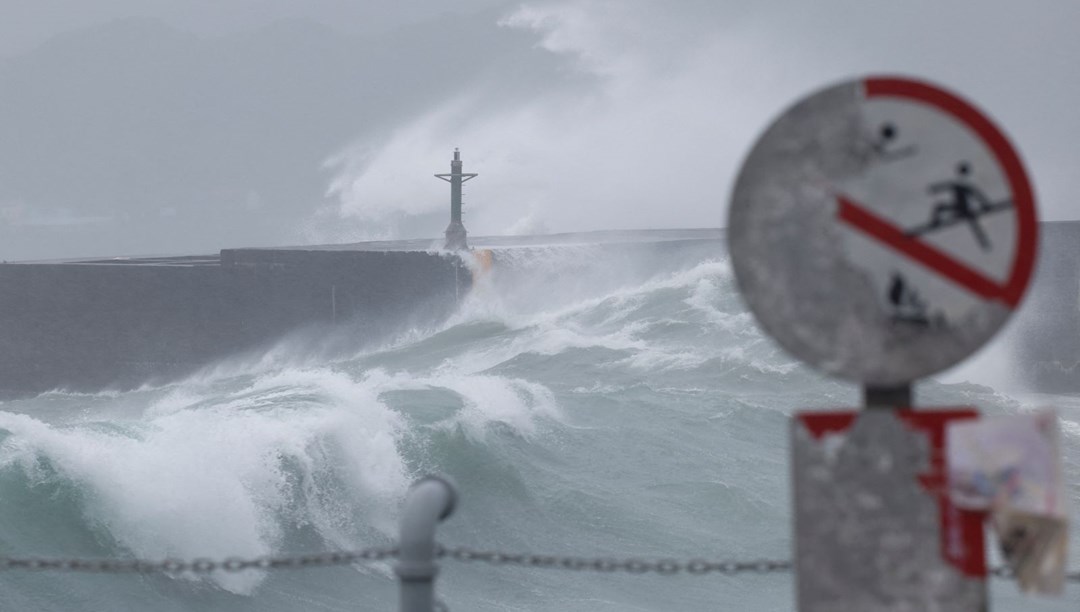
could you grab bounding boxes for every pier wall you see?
[0,223,1074,398]
[1012,221,1080,391]
[0,249,468,397]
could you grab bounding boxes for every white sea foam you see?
[1061,419,1080,440]
[0,369,409,595]
[360,368,561,441]
[2,237,1078,612]
[0,252,757,600]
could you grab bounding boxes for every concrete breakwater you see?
[0,223,1074,398]
[1011,220,1080,392]
[0,247,469,398]
[0,230,725,398]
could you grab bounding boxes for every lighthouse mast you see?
[434,148,477,250]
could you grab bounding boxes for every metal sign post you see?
[727,75,1039,611]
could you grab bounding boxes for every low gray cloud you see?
[0,0,513,57]
[327,0,1080,243]
[0,6,538,259]
[0,0,1076,259]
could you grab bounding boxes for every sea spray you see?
[0,241,1075,611]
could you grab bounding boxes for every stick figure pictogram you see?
[907,162,1013,251]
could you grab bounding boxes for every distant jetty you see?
[0,150,486,398]
[0,247,469,398]
[0,140,1074,400]
[1011,220,1080,392]
[0,228,725,398]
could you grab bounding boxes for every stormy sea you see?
[0,238,1076,611]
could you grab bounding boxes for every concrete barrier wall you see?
[1011,221,1080,391]
[0,249,469,397]
[1,224,1074,398]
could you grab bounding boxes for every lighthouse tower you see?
[434,148,477,250]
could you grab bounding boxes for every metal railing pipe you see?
[396,475,458,612]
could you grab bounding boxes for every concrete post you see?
[396,475,458,612]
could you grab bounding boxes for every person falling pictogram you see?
[887,272,930,326]
[907,162,1012,251]
[871,122,916,162]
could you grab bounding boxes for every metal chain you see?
[1,544,1079,583]
[0,546,398,574]
[440,547,1080,583]
[988,565,1080,583]
[438,546,791,575]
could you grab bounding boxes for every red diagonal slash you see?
[857,77,1037,310]
[836,195,1017,307]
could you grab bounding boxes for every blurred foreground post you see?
[727,75,1042,611]
[396,476,458,612]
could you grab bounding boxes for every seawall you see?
[0,248,469,398]
[1011,220,1080,392]
[0,223,1074,399]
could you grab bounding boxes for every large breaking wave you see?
[0,240,1077,611]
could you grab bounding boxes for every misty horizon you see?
[1,1,1078,261]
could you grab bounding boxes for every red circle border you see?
[864,77,1038,309]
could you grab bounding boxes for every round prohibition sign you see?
[727,75,1038,385]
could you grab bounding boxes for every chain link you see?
[439,547,1080,583]
[987,565,1080,583]
[0,546,398,574]
[1,544,1079,583]
[438,546,791,576]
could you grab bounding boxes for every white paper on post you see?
[947,410,1068,594]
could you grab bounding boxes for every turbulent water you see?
[0,241,1077,611]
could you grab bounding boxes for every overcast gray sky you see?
[1,0,1077,259]
[0,1,511,57]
